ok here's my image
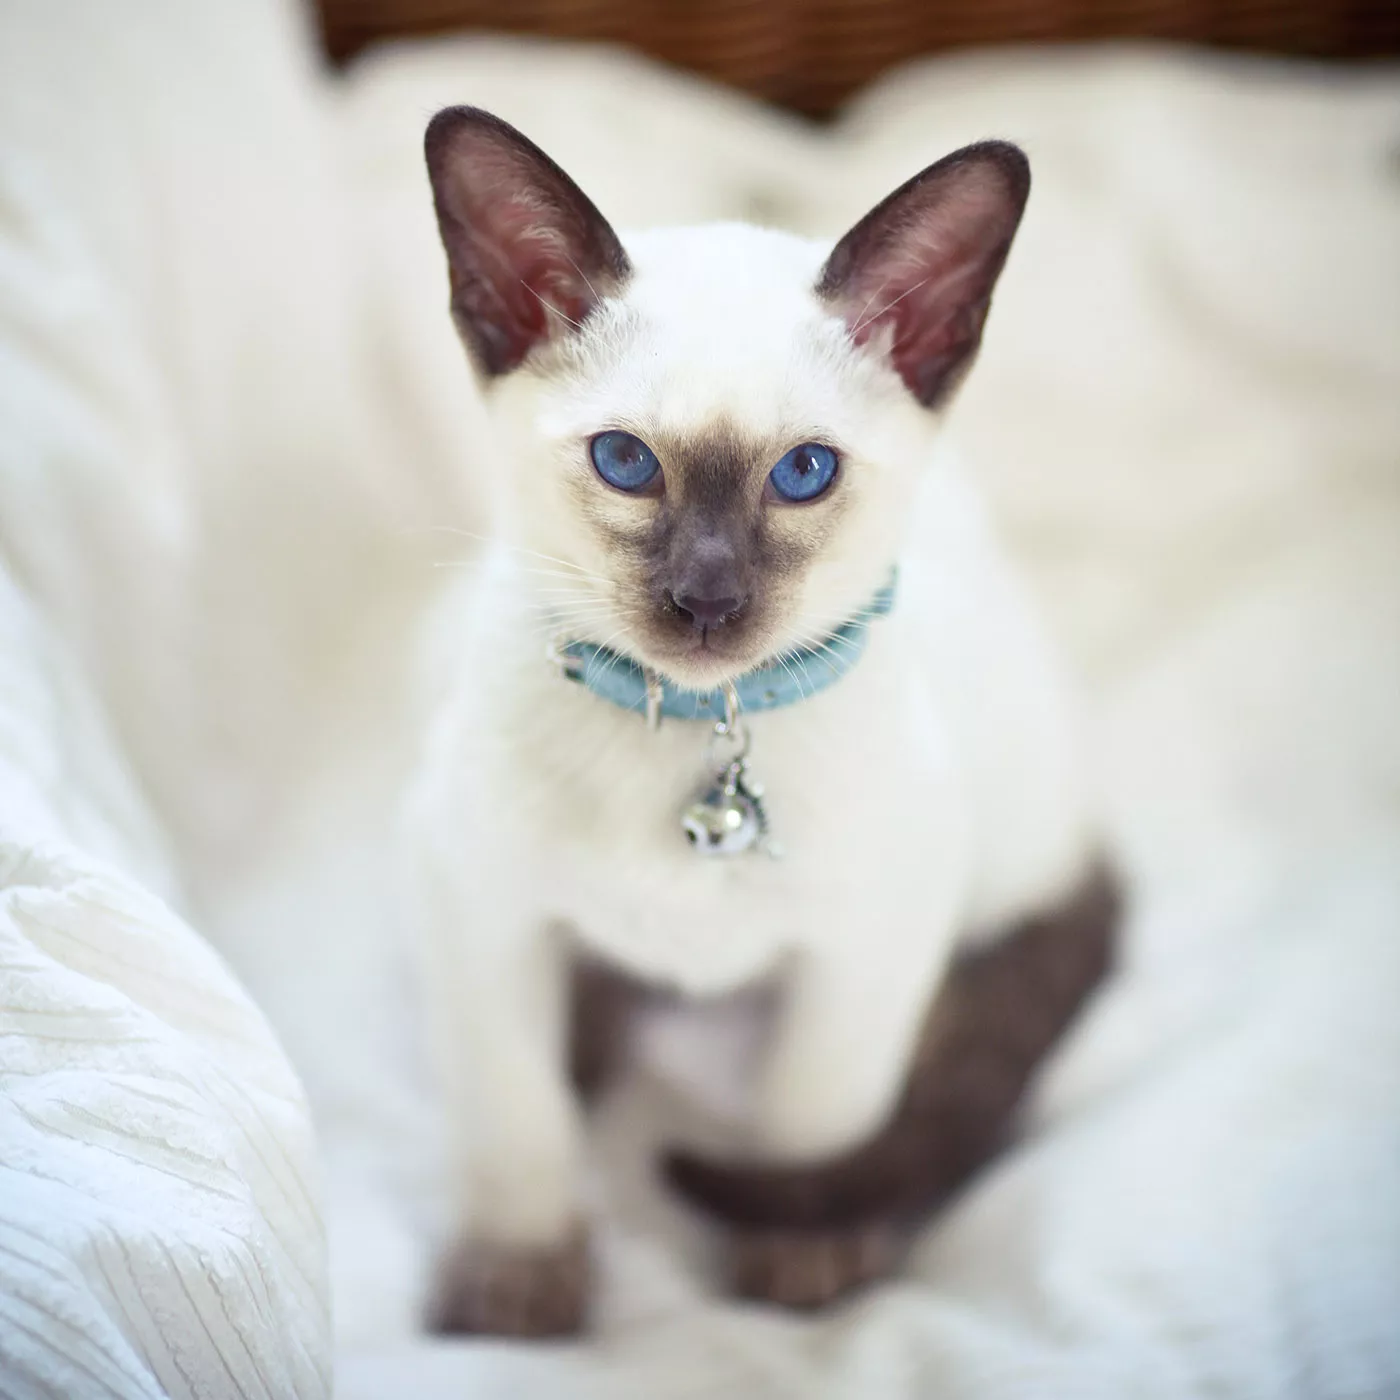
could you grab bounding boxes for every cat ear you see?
[817,142,1030,408]
[425,107,630,377]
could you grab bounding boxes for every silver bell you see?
[682,773,764,856]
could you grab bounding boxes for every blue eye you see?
[590,431,660,492]
[768,442,839,502]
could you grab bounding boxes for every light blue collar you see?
[553,575,896,723]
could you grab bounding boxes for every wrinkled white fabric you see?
[0,565,330,1399]
[0,1,355,1393]
[1,5,1398,1395]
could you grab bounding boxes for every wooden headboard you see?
[316,0,1399,117]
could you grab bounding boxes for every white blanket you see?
[1,4,1398,1395]
[0,545,329,1397]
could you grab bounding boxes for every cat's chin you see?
[620,615,771,691]
[647,649,766,692]
[637,635,774,692]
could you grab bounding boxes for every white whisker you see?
[850,274,934,340]
[763,646,810,700]
[849,276,891,337]
[415,526,610,582]
[523,282,582,331]
[563,253,599,303]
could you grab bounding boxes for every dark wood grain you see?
[317,0,1399,115]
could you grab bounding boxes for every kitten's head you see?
[425,108,1028,688]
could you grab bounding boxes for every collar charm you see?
[680,682,778,859]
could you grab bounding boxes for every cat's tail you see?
[663,864,1121,1230]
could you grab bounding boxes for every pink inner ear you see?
[440,151,595,368]
[474,189,595,329]
[824,151,1027,407]
[847,253,990,407]
[427,111,627,376]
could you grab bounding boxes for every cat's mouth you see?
[631,602,773,689]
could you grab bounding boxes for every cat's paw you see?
[426,1226,591,1337]
[728,1222,902,1311]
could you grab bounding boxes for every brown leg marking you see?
[730,1222,903,1311]
[426,1225,591,1338]
[425,955,633,1339]
[662,864,1121,1304]
[568,956,642,1103]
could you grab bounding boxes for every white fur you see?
[406,223,1092,1249]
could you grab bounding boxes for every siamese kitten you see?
[410,107,1110,1336]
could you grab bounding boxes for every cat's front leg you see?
[665,866,1121,1309]
[415,860,589,1336]
[711,924,953,1308]
[752,927,953,1166]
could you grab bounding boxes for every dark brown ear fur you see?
[424,106,629,376]
[818,141,1030,408]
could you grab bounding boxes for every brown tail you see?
[663,864,1121,1230]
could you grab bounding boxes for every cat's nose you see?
[670,590,746,628]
